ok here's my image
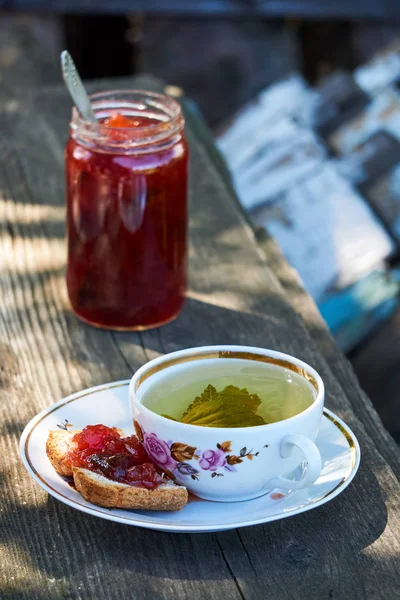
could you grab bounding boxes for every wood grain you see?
[0,60,399,600]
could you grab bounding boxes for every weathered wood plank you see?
[0,80,245,600]
[0,74,399,600]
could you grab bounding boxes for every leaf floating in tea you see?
[162,414,179,422]
[181,384,266,427]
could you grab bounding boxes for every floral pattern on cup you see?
[199,448,226,471]
[142,431,178,471]
[134,421,267,482]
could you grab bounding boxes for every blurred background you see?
[1,3,400,443]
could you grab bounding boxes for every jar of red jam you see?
[65,90,188,330]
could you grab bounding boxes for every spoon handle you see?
[61,50,97,123]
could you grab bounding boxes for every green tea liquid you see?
[141,358,316,425]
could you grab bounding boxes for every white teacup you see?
[130,345,324,502]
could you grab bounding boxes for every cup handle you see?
[268,434,322,491]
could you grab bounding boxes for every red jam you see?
[65,92,188,330]
[102,112,146,129]
[68,424,162,489]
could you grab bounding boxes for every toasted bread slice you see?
[73,467,188,510]
[46,430,77,477]
[46,429,188,511]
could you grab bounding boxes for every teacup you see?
[130,345,324,502]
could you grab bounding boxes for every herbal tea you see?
[140,358,316,427]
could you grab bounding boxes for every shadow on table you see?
[1,456,391,599]
[1,281,397,596]
[0,274,320,377]
[0,286,384,423]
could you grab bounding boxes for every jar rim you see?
[70,89,184,152]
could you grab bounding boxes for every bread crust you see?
[46,430,76,477]
[73,467,188,511]
[46,429,188,511]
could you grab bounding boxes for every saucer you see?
[20,380,360,533]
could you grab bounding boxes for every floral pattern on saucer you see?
[134,421,268,482]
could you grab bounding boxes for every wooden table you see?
[1,60,400,598]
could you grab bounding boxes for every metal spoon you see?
[60,50,97,123]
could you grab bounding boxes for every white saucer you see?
[20,380,360,533]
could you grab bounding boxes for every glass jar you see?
[65,90,189,330]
